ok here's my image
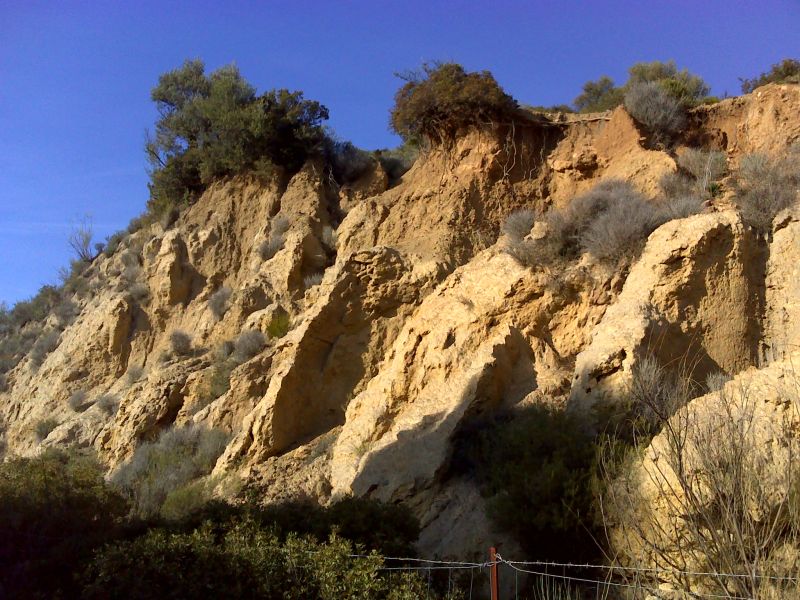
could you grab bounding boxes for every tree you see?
[146,60,329,216]
[574,75,625,112]
[389,62,518,144]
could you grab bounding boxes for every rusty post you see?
[490,546,500,600]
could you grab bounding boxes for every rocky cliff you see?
[1,83,799,565]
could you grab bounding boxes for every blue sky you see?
[1,0,797,305]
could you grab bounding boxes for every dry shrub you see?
[207,286,232,320]
[303,272,323,290]
[258,235,285,261]
[733,148,800,232]
[125,365,144,385]
[169,330,192,356]
[599,359,800,599]
[501,208,536,242]
[233,329,265,362]
[624,81,687,143]
[96,394,118,416]
[109,425,229,518]
[29,330,61,369]
[34,418,59,441]
[68,390,90,412]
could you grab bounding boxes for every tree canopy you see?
[389,62,518,144]
[146,60,329,215]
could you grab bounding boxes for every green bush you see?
[573,60,710,114]
[267,311,291,339]
[0,449,129,598]
[29,329,61,368]
[82,521,429,600]
[169,329,193,356]
[110,425,229,518]
[450,405,600,561]
[147,60,329,216]
[389,62,518,144]
[741,58,800,93]
[573,75,625,112]
[376,142,419,185]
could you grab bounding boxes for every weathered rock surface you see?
[1,87,798,567]
[569,210,764,414]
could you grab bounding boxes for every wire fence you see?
[348,550,799,600]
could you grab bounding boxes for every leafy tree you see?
[389,62,518,144]
[146,60,329,216]
[740,58,800,93]
[573,75,625,112]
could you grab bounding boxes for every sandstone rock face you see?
[1,86,798,569]
[694,83,800,156]
[765,206,800,360]
[569,211,764,414]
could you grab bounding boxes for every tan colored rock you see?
[216,247,434,469]
[764,206,800,360]
[569,211,763,414]
[97,357,205,465]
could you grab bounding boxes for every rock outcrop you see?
[1,85,799,568]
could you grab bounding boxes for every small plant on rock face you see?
[267,311,291,339]
[29,330,61,369]
[96,394,118,416]
[502,208,536,242]
[34,418,59,441]
[258,235,285,261]
[68,390,90,412]
[207,286,232,320]
[303,272,324,290]
[733,148,800,232]
[233,330,265,362]
[125,365,144,385]
[169,330,192,356]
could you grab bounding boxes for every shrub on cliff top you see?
[146,60,329,216]
[741,58,800,93]
[389,62,518,144]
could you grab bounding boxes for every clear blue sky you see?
[1,0,797,305]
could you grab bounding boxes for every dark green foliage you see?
[324,137,375,184]
[147,60,329,215]
[389,62,518,144]
[741,58,800,93]
[450,405,599,561]
[10,285,61,327]
[376,142,419,185]
[82,522,428,600]
[0,451,430,599]
[573,76,625,112]
[0,450,129,598]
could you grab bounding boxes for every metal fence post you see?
[490,546,500,600]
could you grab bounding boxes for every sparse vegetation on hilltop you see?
[390,61,519,144]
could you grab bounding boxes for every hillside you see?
[2,79,800,596]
